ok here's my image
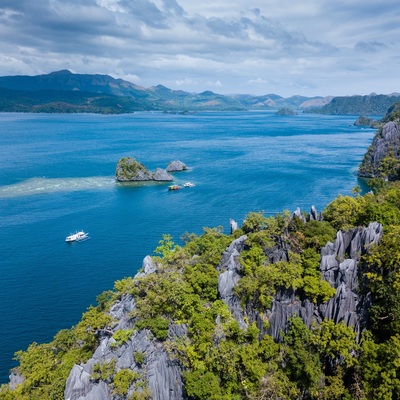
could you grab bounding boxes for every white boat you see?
[65,231,89,242]
[183,182,196,187]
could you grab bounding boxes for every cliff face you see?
[218,220,382,342]
[64,214,383,400]
[65,257,186,400]
[358,120,400,178]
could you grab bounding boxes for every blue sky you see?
[0,0,399,96]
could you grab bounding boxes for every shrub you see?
[113,369,140,396]
[110,329,134,348]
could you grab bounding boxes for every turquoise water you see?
[0,111,375,383]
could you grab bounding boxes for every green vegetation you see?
[4,158,400,399]
[115,157,152,181]
[310,94,400,115]
[110,329,134,348]
[0,87,150,114]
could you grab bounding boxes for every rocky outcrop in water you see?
[358,120,400,178]
[275,108,298,116]
[354,115,380,128]
[166,160,187,172]
[115,157,174,182]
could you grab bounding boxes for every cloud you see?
[355,41,387,53]
[0,0,399,96]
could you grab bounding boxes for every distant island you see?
[0,70,398,114]
[275,108,298,116]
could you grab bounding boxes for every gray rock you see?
[230,218,238,234]
[8,371,24,391]
[153,168,174,181]
[236,222,383,342]
[64,294,185,400]
[166,160,187,172]
[135,255,158,279]
[310,205,318,221]
[142,255,157,275]
[293,207,306,223]
[359,120,400,178]
[64,365,109,400]
[218,235,248,329]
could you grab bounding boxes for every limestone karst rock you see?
[64,216,383,399]
[166,160,187,172]
[153,168,174,181]
[115,157,153,182]
[359,120,400,178]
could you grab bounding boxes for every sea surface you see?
[0,111,376,383]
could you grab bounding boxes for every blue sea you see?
[0,111,376,383]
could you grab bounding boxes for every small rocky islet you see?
[115,157,187,182]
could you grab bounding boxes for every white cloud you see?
[0,0,399,96]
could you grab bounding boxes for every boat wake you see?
[0,176,115,198]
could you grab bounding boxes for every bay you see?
[0,111,375,383]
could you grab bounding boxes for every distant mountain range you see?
[0,70,398,115]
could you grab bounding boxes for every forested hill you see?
[308,93,400,115]
[2,106,400,398]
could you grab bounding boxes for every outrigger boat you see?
[168,184,182,190]
[65,231,90,242]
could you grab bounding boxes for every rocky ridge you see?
[64,206,383,400]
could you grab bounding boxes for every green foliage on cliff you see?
[4,182,400,399]
[115,157,152,181]
[0,306,113,399]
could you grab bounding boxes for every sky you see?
[0,0,399,97]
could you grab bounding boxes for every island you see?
[275,107,298,116]
[115,157,188,182]
[354,115,380,128]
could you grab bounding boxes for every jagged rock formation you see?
[358,120,400,178]
[166,160,187,172]
[293,205,323,223]
[64,257,185,400]
[229,218,238,234]
[64,215,383,399]
[115,157,174,182]
[217,220,382,342]
[217,236,248,330]
[153,168,174,181]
